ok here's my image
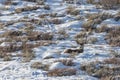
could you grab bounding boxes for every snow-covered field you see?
[0,0,120,80]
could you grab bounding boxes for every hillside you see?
[0,0,120,80]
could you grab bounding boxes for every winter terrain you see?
[0,0,120,80]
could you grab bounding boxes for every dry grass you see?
[50,18,62,24]
[15,6,40,13]
[31,62,49,71]
[105,27,120,47]
[87,0,100,4]
[75,31,87,38]
[3,55,12,61]
[81,57,120,79]
[66,6,80,15]
[27,31,53,41]
[0,42,22,52]
[87,0,120,9]
[39,14,49,18]
[22,49,35,62]
[100,0,120,9]
[83,13,114,32]
[87,13,113,21]
[82,20,95,32]
[74,30,88,46]
[101,75,120,80]
[47,68,76,76]
[1,30,23,38]
[96,24,108,33]
[104,58,120,64]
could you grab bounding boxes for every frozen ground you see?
[0,0,120,80]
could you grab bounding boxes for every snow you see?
[49,62,68,70]
[0,0,119,80]
[42,51,60,59]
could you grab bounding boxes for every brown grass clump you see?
[87,0,120,9]
[31,62,49,71]
[66,6,80,15]
[87,12,113,22]
[0,42,22,52]
[81,58,120,79]
[27,31,53,41]
[81,62,120,78]
[101,75,120,80]
[3,1,12,5]
[47,68,76,76]
[87,0,98,4]
[0,22,5,29]
[1,30,23,38]
[50,18,62,24]
[38,14,49,18]
[0,52,6,58]
[22,49,35,62]
[3,55,12,61]
[82,20,95,32]
[104,58,120,64]
[15,6,40,13]
[100,0,120,9]
[85,12,114,32]
[105,27,120,47]
[74,30,88,46]
[96,24,108,33]
[75,31,87,39]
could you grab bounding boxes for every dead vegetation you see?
[3,55,12,61]
[22,49,35,62]
[83,13,114,32]
[50,18,62,24]
[87,0,120,9]
[81,57,120,79]
[81,59,120,78]
[66,6,80,15]
[105,26,120,47]
[47,68,76,76]
[74,30,88,46]
[31,62,49,70]
[15,6,41,13]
